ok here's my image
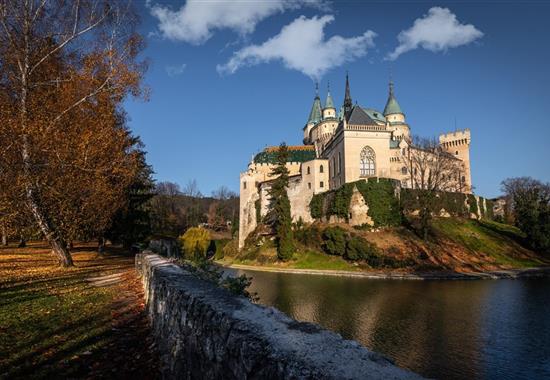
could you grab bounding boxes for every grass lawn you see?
[431,218,545,268]
[0,242,157,379]
[219,240,362,271]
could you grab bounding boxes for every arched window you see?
[360,146,376,177]
[307,166,310,175]
[319,165,324,173]
[401,166,408,175]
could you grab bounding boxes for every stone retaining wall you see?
[136,252,422,379]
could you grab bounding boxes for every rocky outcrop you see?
[136,253,423,379]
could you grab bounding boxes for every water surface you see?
[230,269,550,379]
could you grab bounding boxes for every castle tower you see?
[322,83,336,119]
[303,83,322,144]
[383,80,405,124]
[439,129,472,193]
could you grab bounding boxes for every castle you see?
[239,75,472,248]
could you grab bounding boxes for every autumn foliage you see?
[0,1,148,266]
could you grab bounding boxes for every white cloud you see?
[217,15,376,79]
[149,0,327,45]
[165,63,187,77]
[387,7,483,60]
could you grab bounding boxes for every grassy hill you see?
[220,218,548,273]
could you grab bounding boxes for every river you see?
[229,269,550,379]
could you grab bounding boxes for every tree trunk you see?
[1,225,7,246]
[26,192,73,267]
[98,236,106,254]
[18,235,26,248]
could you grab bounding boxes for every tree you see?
[0,1,146,266]
[502,177,550,253]
[402,136,465,240]
[266,143,294,261]
[105,138,155,249]
[182,179,202,198]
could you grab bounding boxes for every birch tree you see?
[0,0,146,266]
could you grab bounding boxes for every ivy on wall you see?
[309,179,496,225]
[309,178,401,227]
[467,194,478,215]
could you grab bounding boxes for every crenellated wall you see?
[135,252,423,380]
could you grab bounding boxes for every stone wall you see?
[136,253,422,380]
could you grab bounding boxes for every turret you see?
[322,83,336,119]
[383,80,405,124]
[343,72,353,118]
[303,84,322,144]
[439,129,472,193]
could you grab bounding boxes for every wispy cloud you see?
[217,15,376,79]
[387,7,483,60]
[165,63,187,77]
[148,0,328,45]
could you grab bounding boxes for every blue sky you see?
[125,1,550,198]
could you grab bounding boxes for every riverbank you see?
[224,262,550,280]
[223,218,549,275]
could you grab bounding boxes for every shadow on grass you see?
[0,243,157,379]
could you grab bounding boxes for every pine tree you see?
[267,143,295,261]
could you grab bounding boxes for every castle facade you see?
[239,75,472,248]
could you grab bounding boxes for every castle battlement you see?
[439,129,471,146]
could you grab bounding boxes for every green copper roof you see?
[383,81,404,116]
[254,146,317,164]
[325,90,335,109]
[362,108,386,123]
[307,95,322,124]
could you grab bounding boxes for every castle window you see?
[243,181,247,190]
[401,167,408,175]
[307,166,310,175]
[360,146,376,177]
[308,182,311,190]
[320,165,324,173]
[320,181,324,188]
[455,151,459,155]
[461,176,466,183]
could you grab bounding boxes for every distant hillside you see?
[220,218,548,273]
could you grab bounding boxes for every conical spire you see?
[343,71,353,116]
[307,83,322,124]
[383,80,404,116]
[325,82,335,109]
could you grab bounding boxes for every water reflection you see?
[231,269,550,380]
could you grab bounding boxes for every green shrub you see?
[309,194,324,219]
[345,236,379,261]
[179,227,211,261]
[322,226,347,256]
[295,224,323,249]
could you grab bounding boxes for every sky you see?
[125,0,550,198]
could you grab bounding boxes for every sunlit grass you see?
[431,218,544,268]
[0,242,133,378]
